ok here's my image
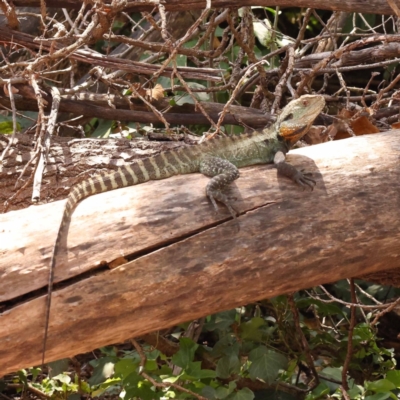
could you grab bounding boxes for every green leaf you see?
[171,337,198,369]
[52,373,71,384]
[176,54,187,67]
[216,354,241,379]
[90,378,121,398]
[248,347,287,384]
[0,120,20,134]
[174,83,209,104]
[47,359,70,377]
[211,336,240,358]
[202,385,217,399]
[253,19,273,47]
[310,383,330,398]
[239,317,266,341]
[227,387,254,400]
[296,298,345,317]
[205,310,238,331]
[123,375,159,400]
[319,367,342,392]
[320,366,342,381]
[386,370,400,387]
[174,94,195,105]
[183,38,198,49]
[215,381,236,399]
[366,379,396,393]
[91,119,113,138]
[144,359,158,371]
[364,393,393,400]
[88,357,116,385]
[185,361,216,379]
[347,384,364,398]
[114,358,139,379]
[0,111,37,130]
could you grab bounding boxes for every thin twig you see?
[288,294,320,386]
[0,80,18,162]
[341,279,356,390]
[371,296,400,326]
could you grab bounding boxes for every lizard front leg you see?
[199,156,240,217]
[274,151,316,189]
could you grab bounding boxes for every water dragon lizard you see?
[42,94,325,364]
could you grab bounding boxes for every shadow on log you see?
[1,131,400,376]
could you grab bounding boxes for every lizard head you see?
[277,95,325,146]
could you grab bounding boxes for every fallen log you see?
[1,131,400,376]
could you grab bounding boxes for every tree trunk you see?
[1,131,400,376]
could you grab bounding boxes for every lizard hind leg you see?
[199,156,240,218]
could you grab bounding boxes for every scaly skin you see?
[42,94,325,364]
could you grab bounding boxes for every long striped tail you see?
[42,148,199,364]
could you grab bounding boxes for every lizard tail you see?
[42,148,198,364]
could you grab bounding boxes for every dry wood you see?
[295,43,400,69]
[0,85,272,132]
[0,133,188,212]
[0,27,222,83]
[1,131,400,375]
[9,0,396,15]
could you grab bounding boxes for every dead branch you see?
[7,0,397,16]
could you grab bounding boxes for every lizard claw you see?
[207,192,238,219]
[293,171,316,190]
[276,162,316,191]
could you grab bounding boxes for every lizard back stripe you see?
[142,158,157,180]
[99,178,108,192]
[108,172,120,189]
[170,150,185,174]
[149,157,161,179]
[92,178,103,194]
[121,165,138,185]
[81,183,90,197]
[69,189,79,206]
[139,159,151,181]
[172,149,194,174]
[88,178,96,194]
[186,146,202,160]
[160,152,179,174]
[179,150,193,164]
[153,152,166,170]
[131,160,146,182]
[120,169,130,186]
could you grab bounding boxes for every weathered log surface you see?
[1,131,400,376]
[0,133,188,211]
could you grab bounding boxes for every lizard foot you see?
[207,190,238,218]
[276,161,316,191]
[293,170,316,190]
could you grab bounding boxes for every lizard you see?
[42,94,325,364]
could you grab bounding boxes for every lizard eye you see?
[282,113,293,122]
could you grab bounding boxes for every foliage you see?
[2,281,400,399]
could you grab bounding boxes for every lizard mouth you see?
[280,124,308,144]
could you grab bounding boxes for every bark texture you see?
[1,131,400,375]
